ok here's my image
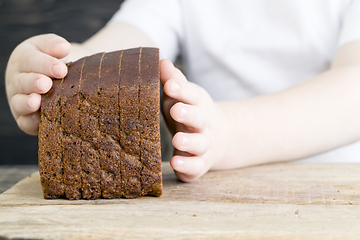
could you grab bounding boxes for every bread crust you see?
[38,48,162,199]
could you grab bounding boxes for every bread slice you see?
[139,48,162,196]
[38,47,162,199]
[38,76,64,199]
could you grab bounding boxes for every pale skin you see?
[5,22,360,182]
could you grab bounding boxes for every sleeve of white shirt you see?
[108,0,183,62]
[338,0,360,47]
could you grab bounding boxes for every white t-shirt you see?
[109,0,360,163]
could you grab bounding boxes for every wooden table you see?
[0,165,39,194]
[0,162,359,239]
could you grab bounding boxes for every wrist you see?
[209,102,231,170]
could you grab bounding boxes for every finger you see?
[10,93,41,118]
[29,33,71,59]
[172,132,210,155]
[13,73,53,95]
[17,112,40,136]
[170,102,207,131]
[160,59,187,85]
[19,48,68,79]
[163,78,205,106]
[170,155,206,182]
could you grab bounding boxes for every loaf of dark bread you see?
[38,47,162,199]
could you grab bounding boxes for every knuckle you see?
[191,84,202,105]
[22,50,35,70]
[13,73,21,92]
[194,107,207,129]
[18,73,27,93]
[9,95,18,111]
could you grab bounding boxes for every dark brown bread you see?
[38,76,63,199]
[78,53,103,199]
[119,48,142,198]
[98,51,123,198]
[38,47,162,199]
[61,56,86,200]
[139,48,162,195]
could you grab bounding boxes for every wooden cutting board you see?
[0,162,360,239]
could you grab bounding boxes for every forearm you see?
[68,22,154,62]
[215,66,360,169]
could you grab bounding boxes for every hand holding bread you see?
[160,60,230,182]
[5,34,71,135]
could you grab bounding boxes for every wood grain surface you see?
[0,165,39,194]
[1,162,359,239]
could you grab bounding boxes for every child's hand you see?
[5,34,71,135]
[160,60,230,182]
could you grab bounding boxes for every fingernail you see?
[51,64,64,78]
[181,135,189,149]
[26,95,33,109]
[179,106,188,119]
[38,77,52,93]
[35,77,42,92]
[31,112,39,124]
[177,158,184,167]
[171,80,180,92]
